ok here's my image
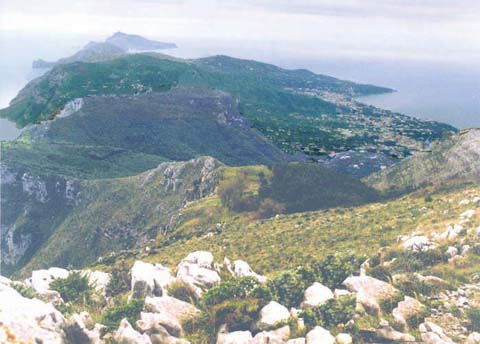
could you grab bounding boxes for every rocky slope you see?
[1,156,223,275]
[367,128,480,194]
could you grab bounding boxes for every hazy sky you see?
[1,0,480,62]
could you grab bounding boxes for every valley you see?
[0,32,479,344]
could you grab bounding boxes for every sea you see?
[1,33,479,141]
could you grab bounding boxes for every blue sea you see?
[1,33,479,140]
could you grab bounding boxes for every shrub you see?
[368,265,392,282]
[379,291,404,313]
[467,307,480,332]
[393,274,450,299]
[11,283,37,299]
[301,295,356,330]
[167,281,199,304]
[312,253,361,289]
[211,298,260,331]
[269,269,312,309]
[389,248,448,273]
[257,198,285,219]
[203,277,271,307]
[50,271,93,304]
[106,259,131,297]
[102,298,145,331]
[218,177,256,212]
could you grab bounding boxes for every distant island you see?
[32,32,177,69]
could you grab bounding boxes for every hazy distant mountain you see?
[105,31,177,51]
[31,32,177,68]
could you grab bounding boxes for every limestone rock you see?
[114,319,152,344]
[0,285,65,344]
[392,296,426,330]
[64,312,105,344]
[251,325,290,343]
[403,235,436,251]
[177,252,221,293]
[376,326,415,342]
[216,330,253,344]
[301,282,333,308]
[343,275,399,315]
[131,261,174,299]
[182,251,214,268]
[419,322,455,344]
[27,267,69,293]
[144,296,201,336]
[255,301,290,331]
[229,259,267,283]
[467,332,480,344]
[439,224,465,241]
[287,339,306,344]
[305,326,335,344]
[335,333,353,344]
[445,246,458,258]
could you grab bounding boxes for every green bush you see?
[388,249,448,273]
[269,269,313,309]
[50,271,93,304]
[167,281,199,304]
[203,277,271,307]
[102,298,145,331]
[379,291,404,313]
[211,298,260,331]
[368,265,392,282]
[257,198,285,219]
[301,295,356,330]
[311,253,361,289]
[11,283,37,299]
[393,274,450,299]
[467,307,480,332]
[106,260,131,297]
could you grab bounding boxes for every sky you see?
[1,0,480,63]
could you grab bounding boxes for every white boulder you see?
[419,321,455,344]
[343,275,399,315]
[403,235,436,251]
[445,246,458,258]
[182,251,214,268]
[64,312,105,344]
[114,319,152,344]
[301,282,333,308]
[177,252,221,293]
[305,326,335,344]
[0,285,65,344]
[460,209,476,220]
[467,332,480,344]
[79,270,111,295]
[27,267,69,293]
[230,259,267,283]
[144,296,201,336]
[252,326,290,343]
[335,333,353,344]
[131,261,174,299]
[392,296,425,330]
[439,224,465,241]
[287,339,306,344]
[216,330,253,344]
[256,301,290,330]
[376,326,415,342]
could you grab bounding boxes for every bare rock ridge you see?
[367,128,480,194]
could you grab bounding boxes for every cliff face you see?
[366,129,480,194]
[0,166,81,275]
[2,156,223,276]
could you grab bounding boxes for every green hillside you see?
[1,54,455,158]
